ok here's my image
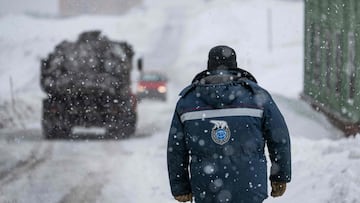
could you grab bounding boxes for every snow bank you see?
[269,135,360,203]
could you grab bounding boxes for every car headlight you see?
[137,85,146,92]
[157,85,167,93]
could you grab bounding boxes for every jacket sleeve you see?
[167,105,192,196]
[262,95,291,183]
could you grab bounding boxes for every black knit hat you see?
[207,45,237,70]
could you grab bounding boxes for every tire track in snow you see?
[57,142,122,203]
[0,142,53,186]
[58,171,108,203]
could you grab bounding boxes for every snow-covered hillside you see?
[0,0,359,203]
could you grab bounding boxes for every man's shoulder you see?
[179,83,196,97]
[236,78,269,94]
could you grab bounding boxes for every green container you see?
[303,0,360,133]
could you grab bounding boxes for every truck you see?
[40,31,139,139]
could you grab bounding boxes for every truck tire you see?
[43,123,71,139]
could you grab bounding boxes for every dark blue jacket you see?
[167,69,291,203]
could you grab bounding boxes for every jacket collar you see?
[191,68,257,84]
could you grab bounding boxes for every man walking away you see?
[167,45,291,203]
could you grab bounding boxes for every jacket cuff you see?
[171,183,192,197]
[270,174,291,183]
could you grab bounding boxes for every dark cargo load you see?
[41,30,138,139]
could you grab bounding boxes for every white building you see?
[59,0,141,16]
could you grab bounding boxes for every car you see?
[136,71,168,101]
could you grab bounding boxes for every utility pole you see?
[267,8,273,53]
[10,76,15,110]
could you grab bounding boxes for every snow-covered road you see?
[1,95,360,203]
[0,99,177,203]
[1,0,360,202]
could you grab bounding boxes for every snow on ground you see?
[0,0,360,203]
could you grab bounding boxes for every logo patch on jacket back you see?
[210,120,231,145]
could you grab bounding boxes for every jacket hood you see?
[190,69,258,108]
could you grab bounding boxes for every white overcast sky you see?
[0,0,58,15]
